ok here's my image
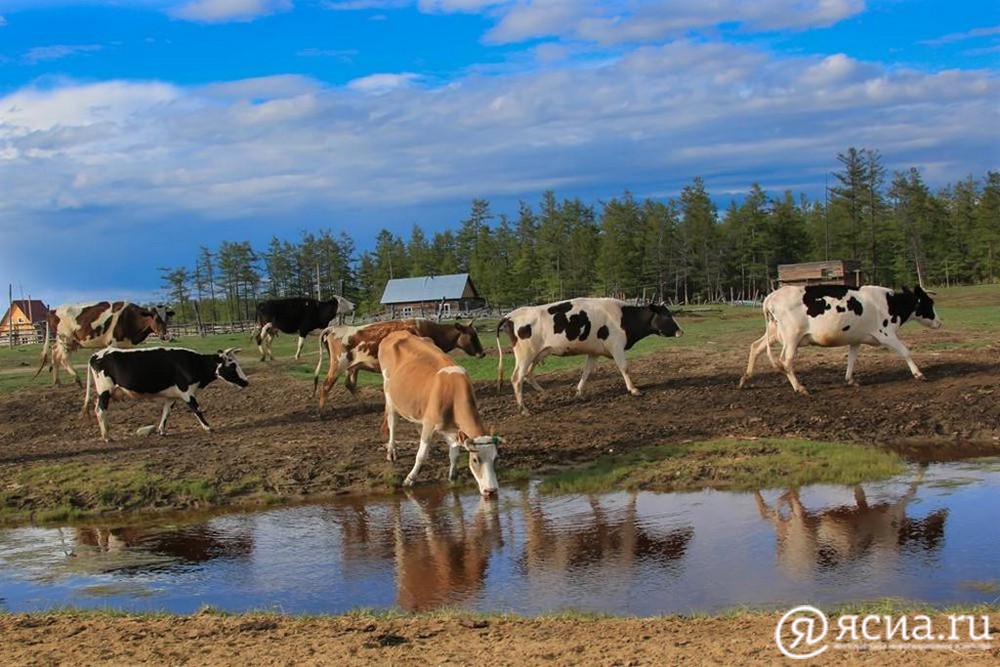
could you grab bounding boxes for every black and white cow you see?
[83,347,249,441]
[253,296,355,361]
[496,298,683,414]
[738,284,942,395]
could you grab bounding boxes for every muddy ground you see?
[2,611,997,666]
[1,333,998,520]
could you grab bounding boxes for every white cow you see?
[496,298,683,414]
[379,331,500,498]
[739,284,941,395]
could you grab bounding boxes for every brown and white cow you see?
[496,298,683,414]
[738,285,942,395]
[378,331,500,498]
[34,301,175,386]
[313,318,486,410]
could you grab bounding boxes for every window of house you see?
[402,306,413,317]
[440,302,451,316]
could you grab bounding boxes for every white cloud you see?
[347,72,419,92]
[23,44,103,64]
[170,0,292,23]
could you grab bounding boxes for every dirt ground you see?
[1,335,999,665]
[1,611,997,666]
[1,334,999,518]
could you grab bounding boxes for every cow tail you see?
[763,306,780,370]
[81,357,93,416]
[312,329,328,397]
[495,317,509,395]
[31,321,51,382]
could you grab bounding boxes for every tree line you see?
[158,148,1000,322]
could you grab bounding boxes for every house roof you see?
[7,300,49,323]
[380,273,476,305]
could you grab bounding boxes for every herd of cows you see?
[27,284,942,498]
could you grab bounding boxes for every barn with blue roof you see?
[379,273,485,319]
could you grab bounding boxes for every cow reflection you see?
[755,468,946,579]
[520,491,693,575]
[394,491,503,611]
[73,523,253,564]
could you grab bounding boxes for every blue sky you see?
[1,0,997,305]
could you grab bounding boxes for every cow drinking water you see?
[83,347,249,441]
[34,301,175,386]
[496,298,683,414]
[378,331,500,498]
[738,284,942,395]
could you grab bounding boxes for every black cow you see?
[253,296,356,361]
[83,347,249,441]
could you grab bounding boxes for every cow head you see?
[911,286,942,329]
[454,319,486,358]
[216,348,250,388]
[335,296,356,317]
[461,433,500,499]
[149,304,175,341]
[648,303,683,337]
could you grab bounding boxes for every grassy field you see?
[1,284,994,395]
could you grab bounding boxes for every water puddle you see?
[1,459,997,615]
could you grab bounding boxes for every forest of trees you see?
[158,148,1000,322]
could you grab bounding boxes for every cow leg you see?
[878,335,926,380]
[778,336,808,395]
[445,434,461,481]
[95,390,112,442]
[182,394,212,431]
[56,347,81,387]
[403,423,436,487]
[575,355,598,397]
[510,352,530,415]
[383,383,398,462]
[294,335,307,360]
[256,323,270,361]
[845,345,861,386]
[738,333,770,388]
[611,348,642,396]
[156,401,175,435]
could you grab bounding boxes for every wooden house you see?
[380,273,485,319]
[0,299,49,341]
[778,260,863,288]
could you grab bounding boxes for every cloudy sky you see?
[1,0,997,305]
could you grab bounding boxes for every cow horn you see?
[467,318,476,327]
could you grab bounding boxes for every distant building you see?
[380,273,485,319]
[778,260,863,288]
[0,299,49,341]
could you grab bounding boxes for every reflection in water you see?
[754,467,947,579]
[72,524,254,566]
[0,461,995,615]
[394,491,503,611]
[520,490,693,573]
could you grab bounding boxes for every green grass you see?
[539,438,907,494]
[0,462,228,525]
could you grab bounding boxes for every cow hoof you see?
[630,389,643,397]
[403,478,415,487]
[519,408,532,416]
[915,373,926,381]
[794,388,810,396]
[738,376,749,389]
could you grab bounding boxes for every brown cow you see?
[34,301,174,386]
[378,330,500,498]
[313,318,485,410]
